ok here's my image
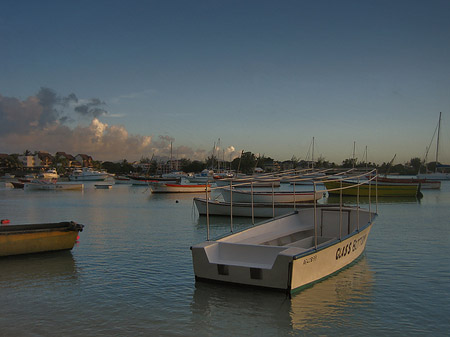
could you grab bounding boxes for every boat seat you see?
[205,242,288,269]
[237,227,314,246]
[286,236,336,249]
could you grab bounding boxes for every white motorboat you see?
[69,168,109,181]
[38,169,59,180]
[192,169,378,295]
[220,188,323,203]
[192,205,376,295]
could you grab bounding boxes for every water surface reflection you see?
[190,256,373,336]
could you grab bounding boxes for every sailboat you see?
[418,112,450,180]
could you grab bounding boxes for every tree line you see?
[0,150,443,176]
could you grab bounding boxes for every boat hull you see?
[192,208,376,294]
[130,178,180,185]
[24,182,84,190]
[324,180,419,197]
[0,221,83,257]
[375,177,441,190]
[215,179,281,188]
[290,224,371,293]
[151,184,211,193]
[194,198,299,217]
[194,198,338,218]
[220,188,323,203]
[69,175,108,181]
[417,172,450,181]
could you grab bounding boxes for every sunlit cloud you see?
[0,88,238,162]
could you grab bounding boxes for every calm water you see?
[0,180,449,336]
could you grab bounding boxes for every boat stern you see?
[191,241,304,291]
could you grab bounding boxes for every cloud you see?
[74,98,108,118]
[0,88,238,162]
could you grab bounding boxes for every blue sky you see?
[1,0,449,164]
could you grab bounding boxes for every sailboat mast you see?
[312,137,315,170]
[170,141,173,173]
[352,141,356,169]
[435,112,442,172]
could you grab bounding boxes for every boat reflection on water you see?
[190,255,373,334]
[194,213,254,235]
[190,278,292,335]
[289,255,374,331]
[0,250,78,286]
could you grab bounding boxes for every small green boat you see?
[323,180,420,197]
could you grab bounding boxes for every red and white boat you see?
[150,183,211,193]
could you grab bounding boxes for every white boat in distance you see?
[192,206,376,294]
[187,169,216,183]
[194,198,337,218]
[151,183,211,193]
[220,188,323,203]
[69,168,109,181]
[38,168,59,180]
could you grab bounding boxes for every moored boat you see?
[220,188,323,203]
[151,183,211,193]
[24,180,84,190]
[417,171,450,181]
[69,167,109,181]
[191,206,376,294]
[192,169,378,295]
[418,112,450,180]
[0,221,84,257]
[10,181,25,189]
[323,179,420,197]
[187,169,216,183]
[215,178,281,188]
[129,176,180,185]
[375,176,441,190]
[194,198,337,218]
[38,168,59,180]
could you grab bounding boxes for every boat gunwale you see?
[220,188,318,196]
[0,221,84,234]
[291,217,376,260]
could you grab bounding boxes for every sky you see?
[1,0,450,165]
